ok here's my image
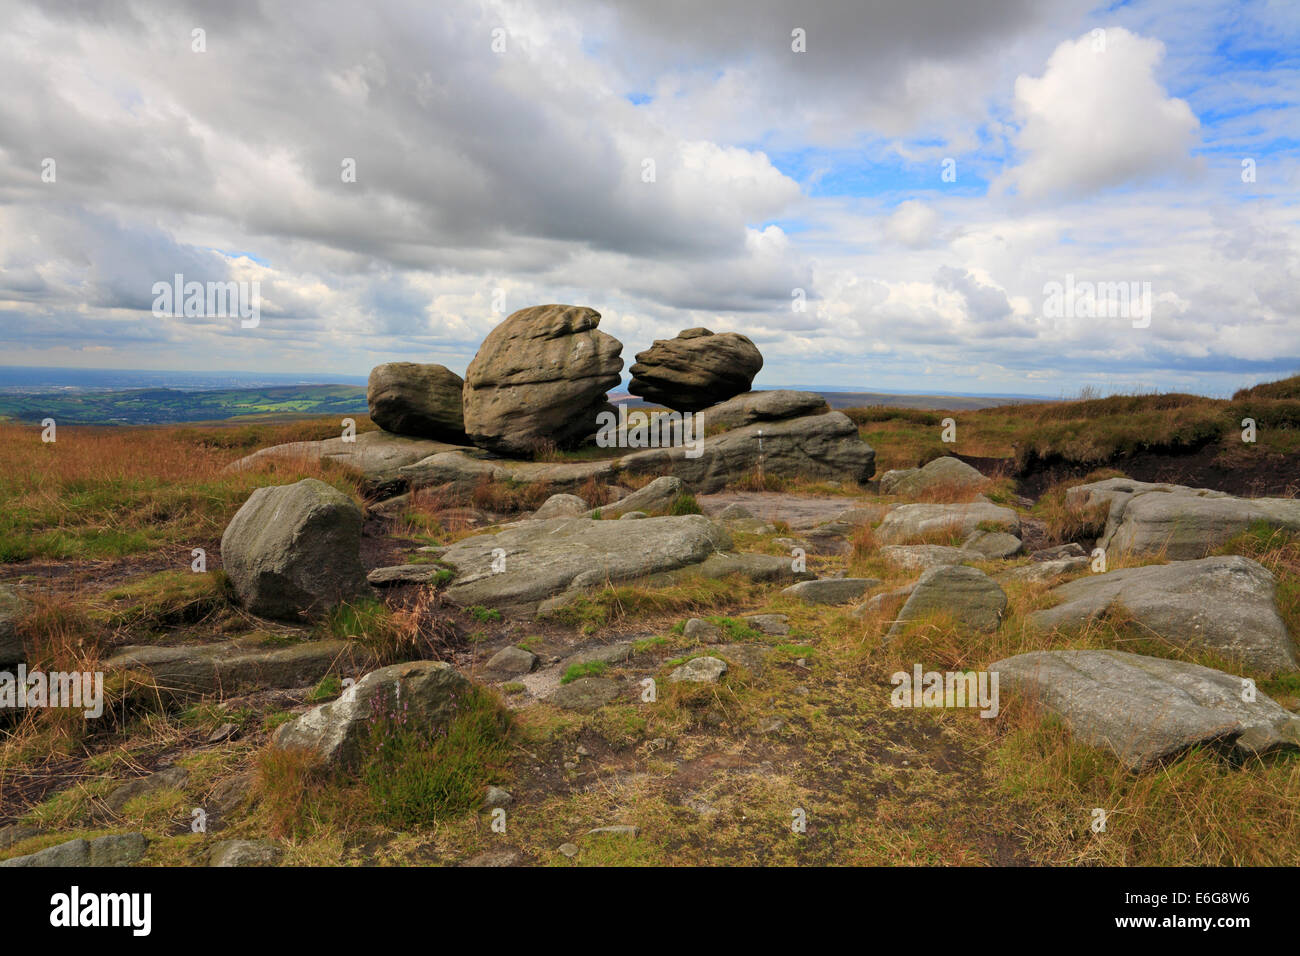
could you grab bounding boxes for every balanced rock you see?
[220,479,368,620]
[628,328,763,412]
[993,649,1300,770]
[462,304,623,456]
[367,362,467,441]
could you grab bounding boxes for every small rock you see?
[961,530,1024,559]
[367,564,449,586]
[483,785,513,809]
[558,842,580,857]
[104,766,190,815]
[483,646,539,682]
[781,577,878,605]
[684,618,723,643]
[743,614,789,636]
[207,723,239,744]
[533,493,590,520]
[209,839,282,867]
[1032,543,1087,561]
[668,656,728,683]
[549,677,621,711]
[719,503,757,521]
[462,847,521,867]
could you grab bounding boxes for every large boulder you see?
[992,649,1300,770]
[367,363,467,441]
[462,304,623,456]
[272,660,480,770]
[887,565,1007,639]
[879,456,987,498]
[1067,477,1300,560]
[438,514,736,616]
[220,478,368,620]
[875,502,1019,544]
[1029,556,1297,675]
[628,328,762,412]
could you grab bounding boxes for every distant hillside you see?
[0,384,368,425]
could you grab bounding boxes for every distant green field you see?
[0,385,368,425]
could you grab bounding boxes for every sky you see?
[0,0,1297,398]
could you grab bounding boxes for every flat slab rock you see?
[879,544,985,571]
[1029,555,1297,676]
[439,514,737,616]
[781,578,878,605]
[887,565,1007,639]
[1068,477,1300,560]
[993,649,1300,770]
[106,637,353,700]
[875,502,1019,544]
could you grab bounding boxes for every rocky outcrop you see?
[1029,556,1297,675]
[880,456,987,497]
[220,479,368,620]
[462,304,623,456]
[628,328,762,411]
[272,661,481,769]
[367,362,467,441]
[993,649,1300,770]
[1067,477,1300,560]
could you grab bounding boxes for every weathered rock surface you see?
[462,304,623,456]
[367,362,466,441]
[482,646,538,681]
[367,564,448,586]
[591,476,682,518]
[702,390,828,431]
[220,478,368,620]
[628,328,763,411]
[887,566,1006,639]
[106,638,351,700]
[549,677,620,710]
[272,661,479,770]
[227,429,466,494]
[962,530,1024,559]
[668,656,728,683]
[533,493,589,520]
[210,839,282,867]
[992,649,1300,770]
[879,544,985,571]
[439,514,733,616]
[880,456,987,498]
[996,556,1090,585]
[1029,556,1297,675]
[1067,477,1300,560]
[875,502,1019,544]
[0,833,147,868]
[781,578,878,605]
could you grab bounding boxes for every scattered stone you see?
[780,578,878,605]
[483,646,539,681]
[366,362,467,441]
[104,766,190,815]
[668,656,728,683]
[743,614,789,636]
[962,530,1024,559]
[628,327,763,411]
[462,304,623,456]
[558,842,580,857]
[1032,543,1087,561]
[875,502,1020,544]
[880,544,984,571]
[996,557,1090,585]
[716,643,771,677]
[684,618,723,643]
[366,564,448,586]
[0,833,147,868]
[209,839,282,867]
[440,514,732,616]
[483,786,513,809]
[549,677,620,711]
[220,478,368,620]
[719,503,756,521]
[562,642,634,668]
[1030,556,1297,675]
[887,565,1007,639]
[272,661,480,769]
[993,649,1300,770]
[879,456,987,498]
[106,637,350,701]
[533,493,589,520]
[207,723,239,744]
